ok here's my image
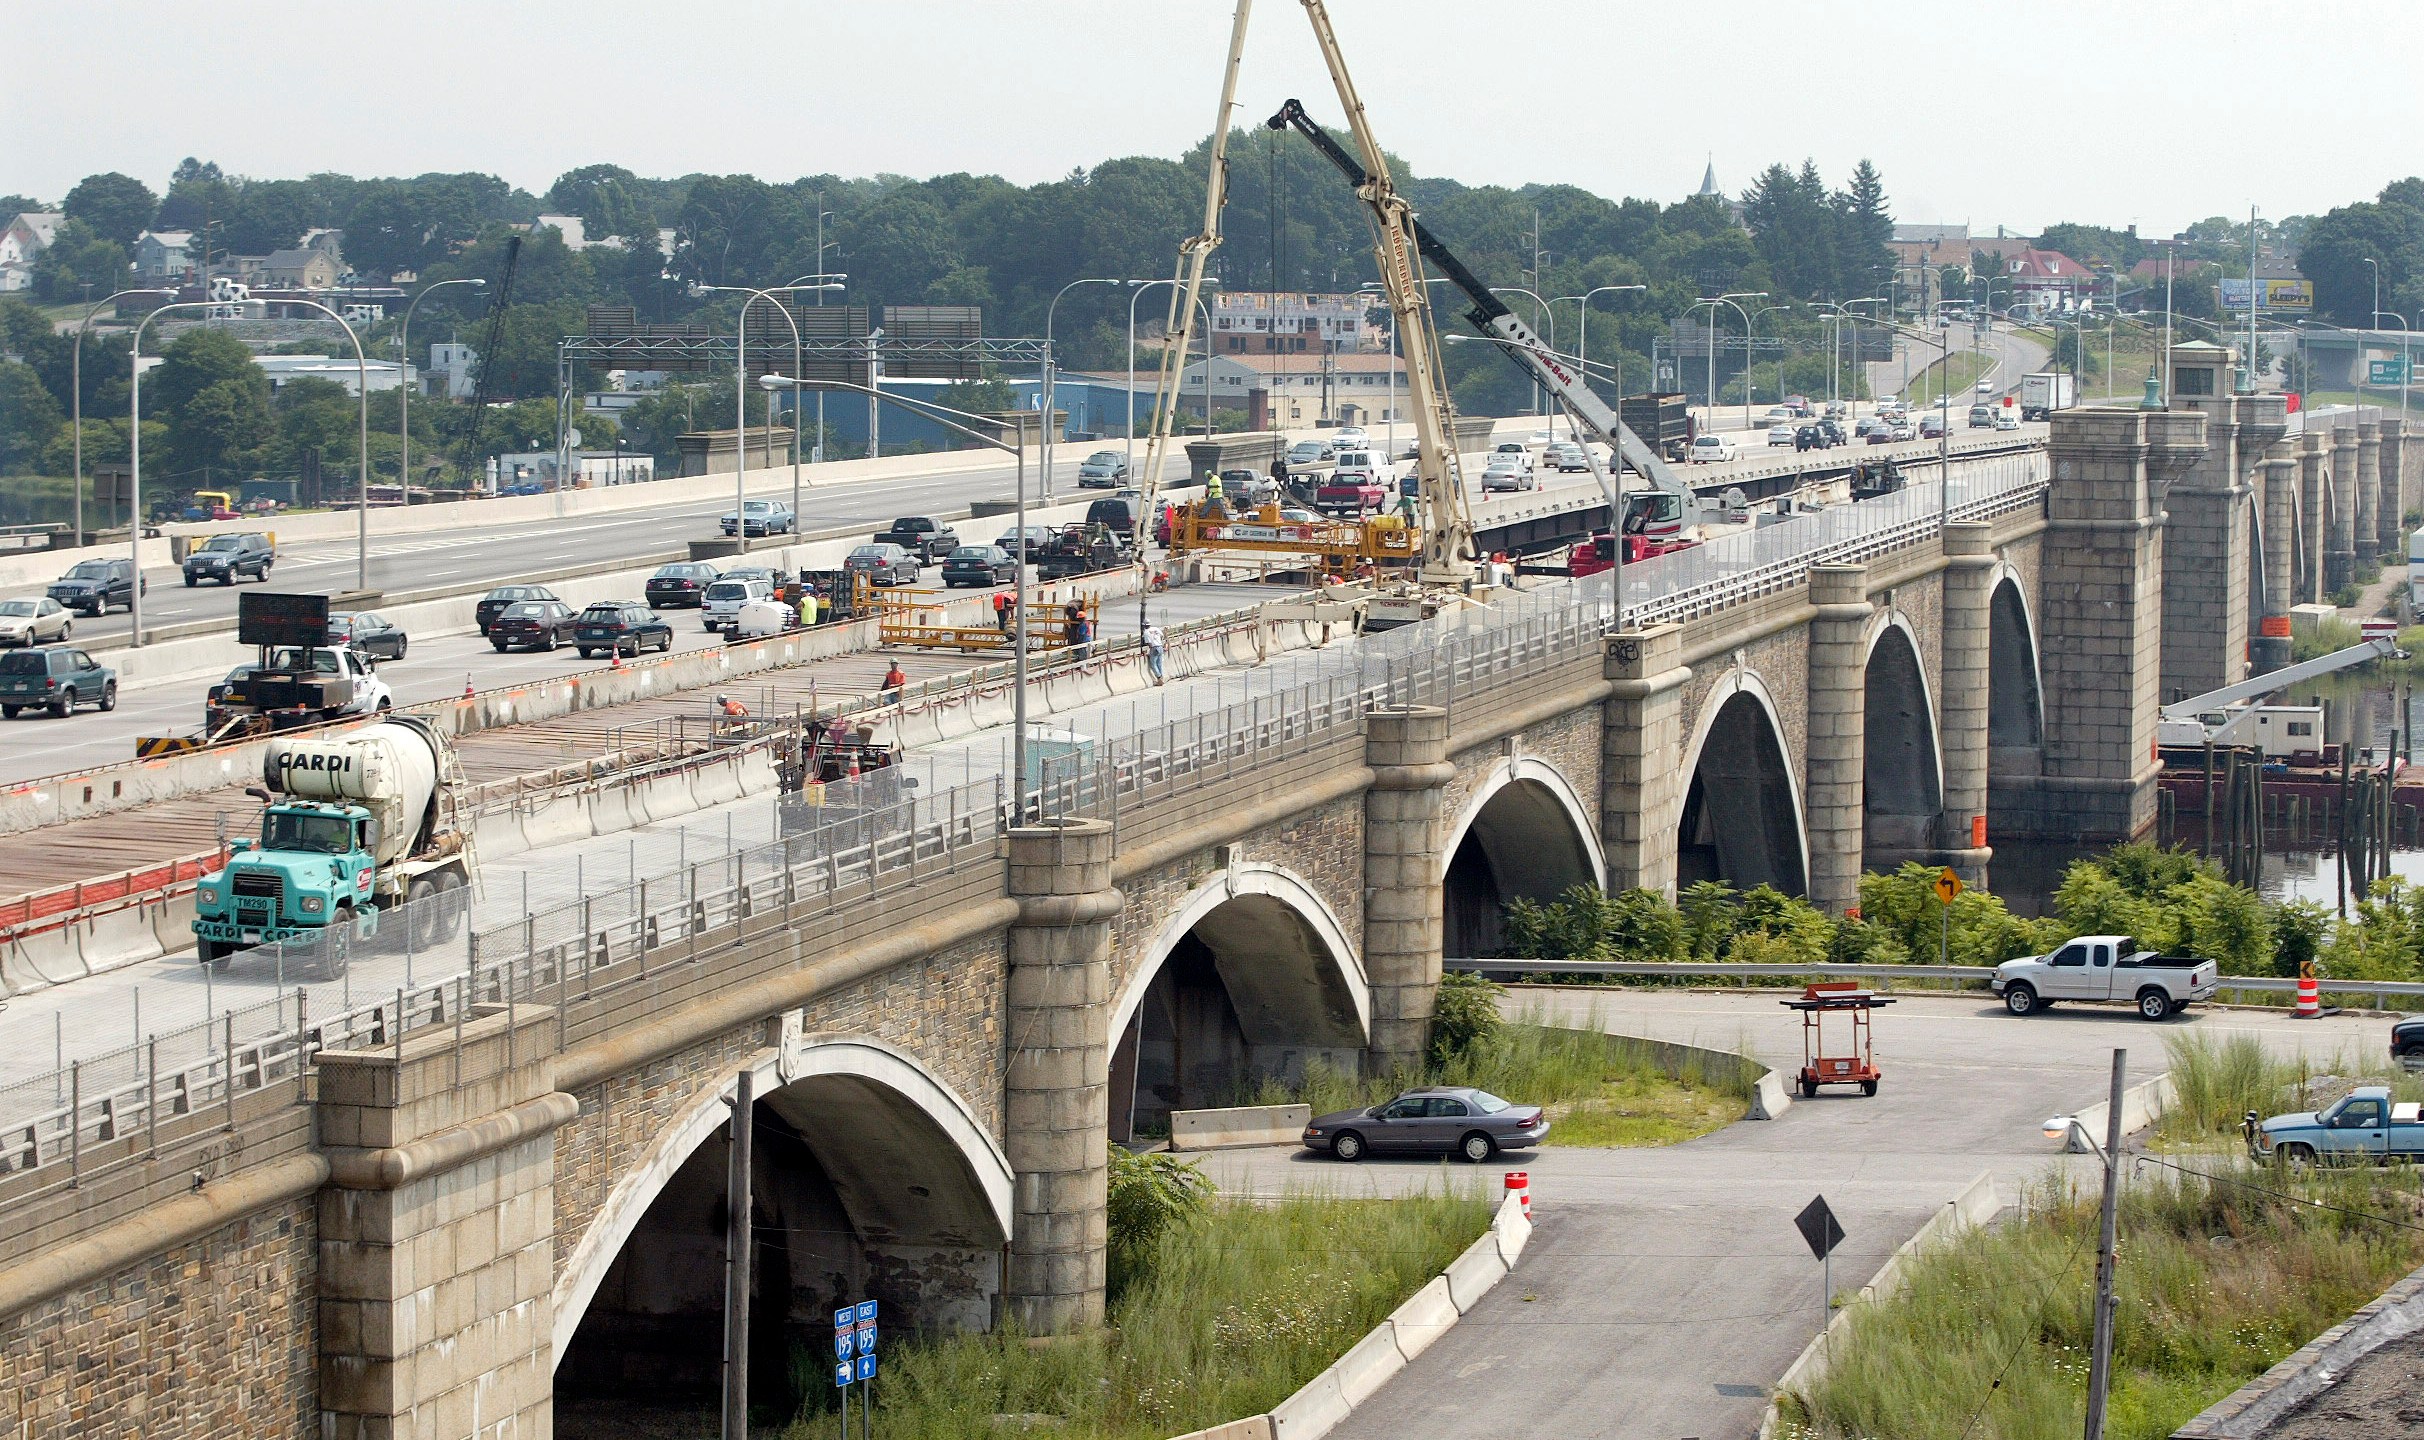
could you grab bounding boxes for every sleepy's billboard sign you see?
[2220,278,2314,311]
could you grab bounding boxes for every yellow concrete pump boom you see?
[1132,0,1252,569]
[1275,0,1475,585]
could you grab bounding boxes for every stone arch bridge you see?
[5,398,2381,1439]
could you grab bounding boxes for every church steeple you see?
[1695,155,1720,198]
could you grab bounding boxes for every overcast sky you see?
[14,1,2420,236]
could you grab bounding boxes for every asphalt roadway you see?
[1194,988,2398,1440]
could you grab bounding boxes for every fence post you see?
[68,1061,80,1186]
[225,1012,239,1131]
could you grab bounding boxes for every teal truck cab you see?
[2245,1085,2424,1167]
[192,715,471,965]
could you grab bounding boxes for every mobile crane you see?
[1267,71,1727,550]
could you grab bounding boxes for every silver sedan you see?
[1303,1086,1550,1162]
[0,597,71,647]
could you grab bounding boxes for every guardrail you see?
[1453,958,2424,1007]
[0,447,2056,1193]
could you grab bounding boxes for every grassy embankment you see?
[787,1187,1493,1440]
[1782,1033,2424,1440]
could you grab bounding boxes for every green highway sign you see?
[2371,358,2410,386]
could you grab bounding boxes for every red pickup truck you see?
[1315,448,1386,514]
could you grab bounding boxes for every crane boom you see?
[1266,95,1697,533]
[2159,638,2400,720]
[1285,0,1473,584]
[1133,0,1251,562]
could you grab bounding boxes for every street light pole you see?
[696,283,834,550]
[1045,277,1126,503]
[397,277,484,510]
[1491,287,1556,440]
[129,301,254,642]
[1566,284,1647,413]
[771,374,1031,814]
[1128,278,1216,478]
[72,288,173,547]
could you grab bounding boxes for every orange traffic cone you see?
[2294,961,2321,1018]
[463,673,475,699]
[609,647,622,670]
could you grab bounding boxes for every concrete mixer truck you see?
[191,714,473,965]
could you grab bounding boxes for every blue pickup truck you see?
[2245,1086,2424,1167]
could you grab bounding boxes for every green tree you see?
[154,157,230,233]
[62,172,158,247]
[1104,1146,1212,1297]
[0,362,64,473]
[220,178,322,255]
[1427,971,1505,1068]
[148,327,259,418]
[30,219,129,303]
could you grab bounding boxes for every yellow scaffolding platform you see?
[863,573,1100,654]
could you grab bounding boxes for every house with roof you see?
[0,212,63,293]
[258,247,341,290]
[2005,247,2099,314]
[134,230,195,282]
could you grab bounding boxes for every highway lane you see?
[0,424,2043,784]
[42,446,1198,648]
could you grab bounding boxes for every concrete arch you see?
[1676,666,1810,896]
[1441,755,1605,956]
[1110,864,1369,1136]
[1860,613,1946,860]
[552,1036,1013,1367]
[1987,570,2045,751]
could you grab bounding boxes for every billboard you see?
[2219,278,2314,311]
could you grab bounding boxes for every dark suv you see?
[0,647,117,719]
[572,602,672,659]
[47,558,143,616]
[182,532,275,586]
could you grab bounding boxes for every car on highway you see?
[327,612,408,661]
[644,562,722,608]
[844,543,921,587]
[877,515,959,561]
[0,597,72,647]
[181,532,275,586]
[1331,426,1370,449]
[47,558,143,617]
[720,565,784,587]
[1919,413,1947,439]
[1302,1085,1549,1162]
[1992,407,2021,432]
[1491,441,1535,473]
[1279,505,1321,525]
[1480,459,1536,493]
[0,646,117,719]
[1794,424,1827,452]
[1545,442,1591,472]
[1076,450,1130,488]
[940,545,1016,587]
[1766,423,1798,447]
[2395,1015,2424,1073]
[1285,440,1334,467]
[572,602,673,659]
[476,585,561,636]
[1762,406,1796,426]
[1969,404,1996,429]
[1687,435,1739,464]
[486,600,578,653]
[1866,426,1899,445]
[1523,430,1551,447]
[994,525,1053,560]
[1977,378,1995,394]
[1990,934,2219,1020]
[721,499,795,537]
[702,577,775,631]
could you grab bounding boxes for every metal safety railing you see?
[0,445,2053,1194]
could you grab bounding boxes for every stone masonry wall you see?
[0,1196,316,1440]
[1681,624,1811,779]
[1441,702,1605,847]
[1107,792,1364,1017]
[553,934,1009,1282]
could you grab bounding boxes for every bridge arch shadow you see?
[1863,614,1945,864]
[1110,864,1367,1141]
[553,1038,1012,1422]
[1442,757,1604,958]
[1677,671,1809,896]
[1988,571,2045,764]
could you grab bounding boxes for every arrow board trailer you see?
[1781,982,1896,1098]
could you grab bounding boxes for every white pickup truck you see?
[1990,934,2219,1021]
